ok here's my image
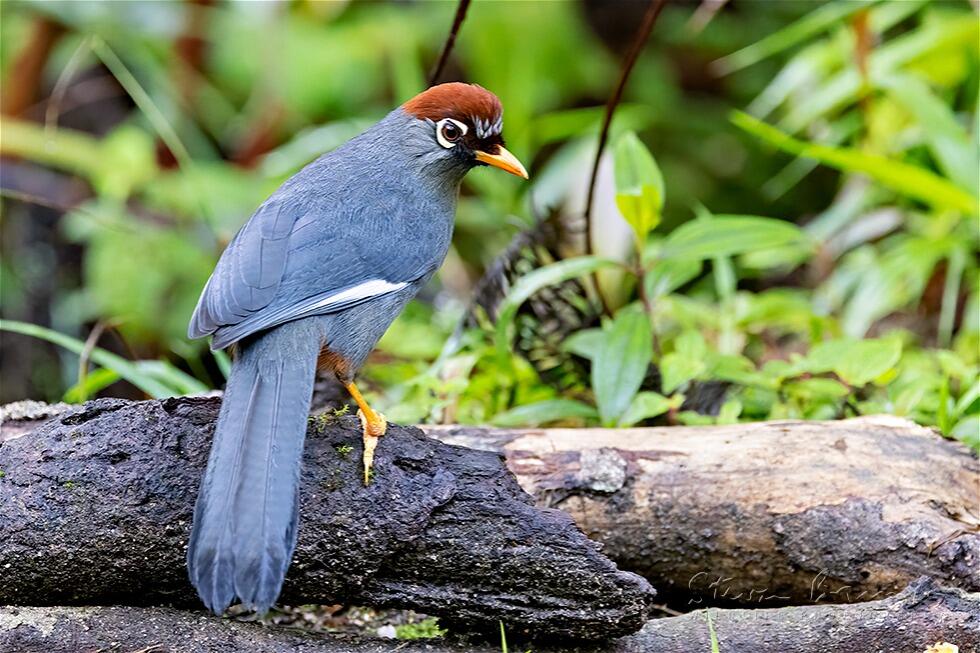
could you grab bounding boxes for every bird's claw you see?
[358,409,387,485]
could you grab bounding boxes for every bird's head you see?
[401,82,528,181]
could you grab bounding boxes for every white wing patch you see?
[304,279,409,313]
[208,278,411,350]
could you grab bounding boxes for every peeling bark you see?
[426,416,980,607]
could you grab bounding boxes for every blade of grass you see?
[135,361,209,395]
[91,37,215,233]
[64,367,121,403]
[713,0,878,74]
[779,12,977,133]
[877,73,979,196]
[213,349,232,381]
[732,111,978,214]
[706,609,721,652]
[1,319,174,398]
[938,246,966,348]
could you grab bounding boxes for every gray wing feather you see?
[189,196,435,350]
[189,201,293,340]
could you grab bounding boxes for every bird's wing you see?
[188,201,294,341]
[188,199,429,350]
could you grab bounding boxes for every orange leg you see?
[345,382,387,485]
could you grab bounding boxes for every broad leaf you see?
[561,328,604,361]
[804,337,903,386]
[612,131,665,245]
[660,356,705,394]
[660,330,709,393]
[644,258,702,299]
[660,215,810,262]
[592,307,653,426]
[619,391,679,427]
[491,399,597,427]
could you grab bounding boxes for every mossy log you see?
[0,397,655,640]
[427,416,980,606]
[1,578,977,653]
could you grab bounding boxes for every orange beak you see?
[475,146,529,179]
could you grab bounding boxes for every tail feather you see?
[187,321,319,614]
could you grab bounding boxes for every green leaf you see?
[784,377,852,401]
[804,337,903,386]
[732,111,978,214]
[876,74,979,196]
[708,353,779,390]
[706,609,721,653]
[713,0,878,74]
[213,349,232,381]
[716,398,743,425]
[592,307,653,426]
[661,215,810,262]
[491,399,598,427]
[659,356,701,395]
[494,256,621,357]
[612,131,665,244]
[644,258,702,299]
[950,415,980,451]
[134,360,209,396]
[619,391,678,427]
[660,330,709,393]
[777,9,975,133]
[953,379,980,419]
[64,367,122,403]
[561,328,604,361]
[0,319,175,398]
[675,329,709,358]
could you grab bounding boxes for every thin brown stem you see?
[584,0,668,258]
[428,0,472,87]
[634,262,662,357]
[77,320,109,391]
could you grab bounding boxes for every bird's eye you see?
[436,118,467,148]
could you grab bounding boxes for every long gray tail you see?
[187,320,321,614]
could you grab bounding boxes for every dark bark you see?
[0,397,655,640]
[1,578,976,653]
[426,417,980,607]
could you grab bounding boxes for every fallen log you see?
[427,416,980,606]
[0,397,655,640]
[1,578,976,653]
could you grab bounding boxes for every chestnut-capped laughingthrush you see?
[186,83,527,615]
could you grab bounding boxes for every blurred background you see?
[1,0,977,449]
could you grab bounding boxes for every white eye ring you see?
[435,118,468,148]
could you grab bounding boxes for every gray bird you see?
[185,83,527,616]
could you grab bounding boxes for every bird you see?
[185,82,527,616]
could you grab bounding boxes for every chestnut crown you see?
[402,83,527,179]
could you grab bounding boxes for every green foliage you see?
[593,307,653,427]
[0,319,206,399]
[394,617,446,640]
[658,214,812,262]
[732,111,977,214]
[613,131,665,246]
[491,400,597,428]
[706,609,721,653]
